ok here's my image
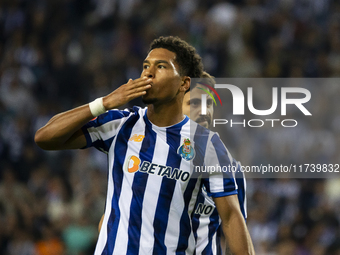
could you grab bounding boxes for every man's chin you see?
[142,97,158,105]
[198,121,210,128]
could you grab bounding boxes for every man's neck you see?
[146,100,185,127]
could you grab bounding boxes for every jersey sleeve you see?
[81,109,131,153]
[234,159,247,220]
[201,133,238,198]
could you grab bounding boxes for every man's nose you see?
[146,72,154,78]
[143,66,155,79]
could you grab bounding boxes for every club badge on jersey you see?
[177,138,195,161]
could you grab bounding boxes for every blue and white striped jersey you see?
[192,160,247,255]
[81,106,238,255]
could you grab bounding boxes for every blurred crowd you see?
[0,0,340,254]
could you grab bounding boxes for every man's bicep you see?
[213,194,242,222]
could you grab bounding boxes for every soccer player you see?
[183,72,247,255]
[35,36,254,255]
[97,72,247,254]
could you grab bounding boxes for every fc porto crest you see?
[177,138,195,161]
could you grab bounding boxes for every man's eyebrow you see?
[190,98,201,102]
[143,60,170,65]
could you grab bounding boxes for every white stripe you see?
[164,182,184,255]
[139,175,163,255]
[242,169,247,219]
[86,114,132,154]
[205,137,224,193]
[211,232,217,254]
[187,178,201,217]
[112,115,145,255]
[196,218,209,254]
[139,132,168,255]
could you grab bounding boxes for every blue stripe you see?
[216,226,222,255]
[208,190,238,198]
[101,112,140,255]
[234,161,246,220]
[127,118,157,254]
[84,109,130,128]
[92,137,114,152]
[236,178,246,220]
[152,125,183,255]
[202,208,220,255]
[189,124,211,254]
[176,178,199,255]
[81,125,93,149]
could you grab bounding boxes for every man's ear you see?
[180,76,191,92]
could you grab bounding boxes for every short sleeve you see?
[81,109,131,153]
[201,133,238,198]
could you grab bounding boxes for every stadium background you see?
[1,0,340,254]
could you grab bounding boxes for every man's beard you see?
[195,115,212,128]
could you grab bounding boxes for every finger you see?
[125,82,151,93]
[133,90,149,97]
[122,88,149,102]
[128,77,152,87]
[126,78,140,86]
[126,77,146,84]
[136,84,152,92]
[127,84,151,96]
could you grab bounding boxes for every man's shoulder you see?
[186,119,217,139]
[86,106,146,129]
[105,106,146,119]
[184,119,222,154]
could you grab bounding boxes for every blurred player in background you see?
[183,72,247,255]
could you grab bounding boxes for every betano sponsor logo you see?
[123,155,190,182]
[124,155,141,173]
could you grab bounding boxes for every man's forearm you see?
[34,104,93,150]
[214,195,255,255]
[222,212,255,255]
[34,77,152,150]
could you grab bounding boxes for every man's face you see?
[182,84,214,128]
[141,48,184,105]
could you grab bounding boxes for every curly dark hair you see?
[149,36,204,78]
